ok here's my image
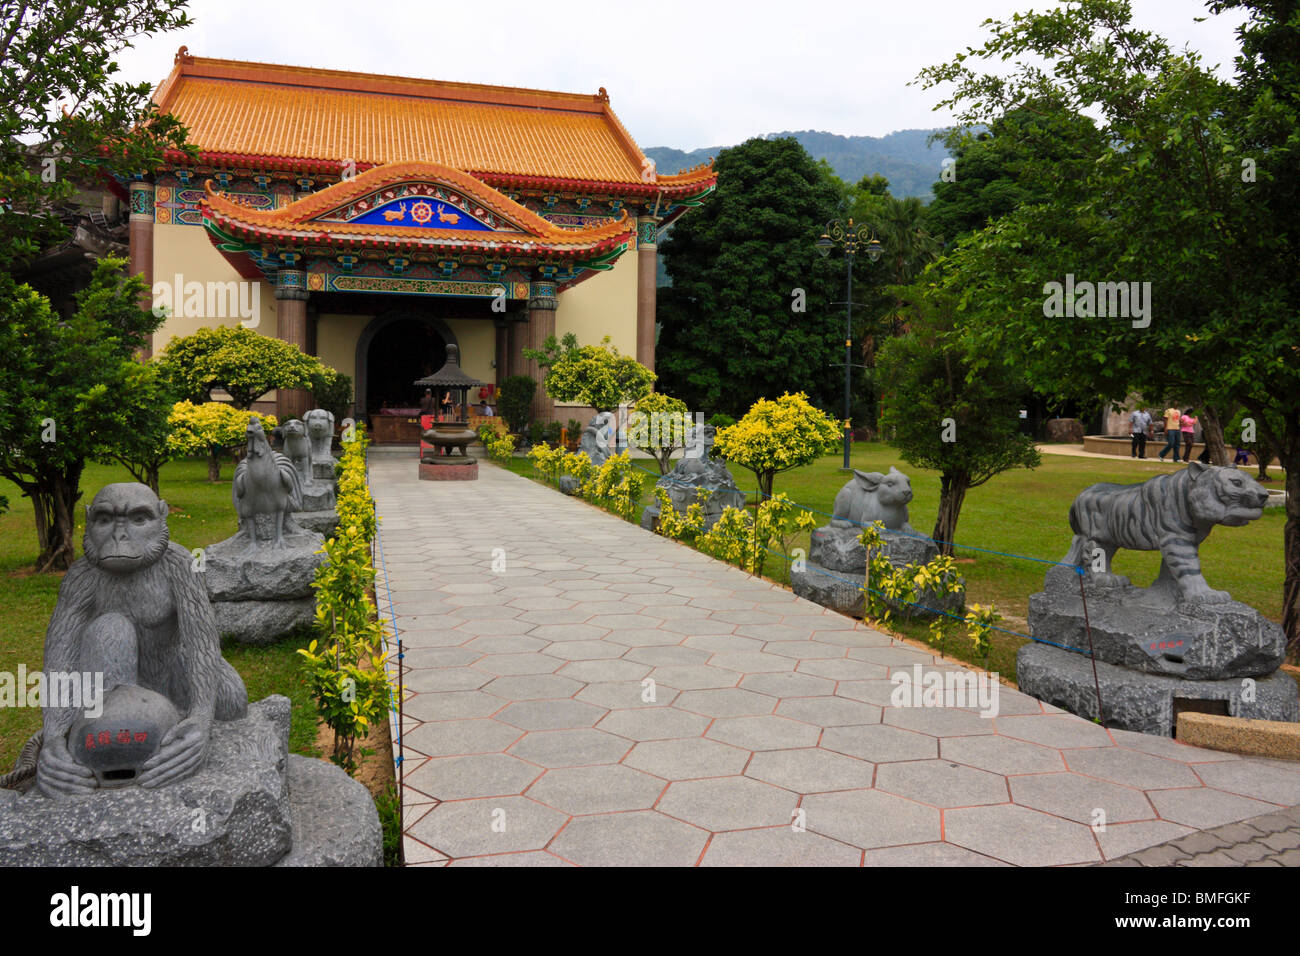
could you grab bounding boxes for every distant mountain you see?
[646,128,949,200]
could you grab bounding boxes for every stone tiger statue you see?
[1062,462,1269,603]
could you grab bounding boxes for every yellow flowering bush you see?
[584,452,644,521]
[165,400,277,482]
[713,392,842,499]
[697,494,817,578]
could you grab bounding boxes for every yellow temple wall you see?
[445,318,496,386]
[150,221,277,351]
[556,252,637,354]
[316,313,370,383]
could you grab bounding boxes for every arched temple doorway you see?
[355,313,458,417]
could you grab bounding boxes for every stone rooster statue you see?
[233,417,301,550]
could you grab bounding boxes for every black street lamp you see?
[816,218,883,469]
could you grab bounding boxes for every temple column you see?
[524,278,557,424]
[493,318,509,391]
[128,179,155,358]
[507,318,528,379]
[274,266,311,421]
[636,215,658,371]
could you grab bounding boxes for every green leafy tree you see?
[167,400,276,482]
[713,392,842,500]
[524,333,655,412]
[496,375,536,435]
[916,0,1300,651]
[157,325,327,410]
[95,359,177,493]
[0,1,196,268]
[627,391,692,474]
[656,137,846,417]
[0,258,163,570]
[877,284,1040,553]
[310,367,354,422]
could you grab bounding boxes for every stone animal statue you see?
[233,417,302,550]
[304,409,335,463]
[829,466,917,532]
[580,411,615,466]
[280,419,313,486]
[5,483,247,797]
[1062,462,1268,602]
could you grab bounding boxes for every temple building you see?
[126,48,716,424]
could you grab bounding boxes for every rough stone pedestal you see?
[202,515,325,644]
[0,696,380,866]
[791,526,964,620]
[1017,642,1300,737]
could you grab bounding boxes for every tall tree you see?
[0,0,195,268]
[657,137,845,418]
[917,0,1300,653]
[0,259,166,570]
[156,325,327,410]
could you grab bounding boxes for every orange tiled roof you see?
[156,49,715,196]
[202,161,634,256]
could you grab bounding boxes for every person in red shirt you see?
[1180,409,1197,463]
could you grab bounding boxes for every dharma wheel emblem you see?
[410,200,434,224]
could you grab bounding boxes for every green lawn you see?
[503,444,1287,680]
[0,458,318,772]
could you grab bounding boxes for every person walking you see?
[1129,407,1152,459]
[1181,409,1198,463]
[1158,405,1183,461]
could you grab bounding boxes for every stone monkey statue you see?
[31,483,247,797]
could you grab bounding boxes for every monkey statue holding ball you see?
[23,483,248,798]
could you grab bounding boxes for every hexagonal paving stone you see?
[649,665,741,691]
[883,706,997,738]
[446,851,574,867]
[623,645,711,667]
[1063,747,1202,791]
[762,640,847,660]
[746,748,875,794]
[473,653,564,676]
[403,646,481,668]
[624,737,751,780]
[658,775,798,831]
[1009,772,1154,825]
[875,760,1009,808]
[820,724,938,763]
[406,753,543,801]
[1095,821,1197,861]
[528,624,609,643]
[1192,760,1300,805]
[405,667,494,693]
[605,627,686,647]
[403,691,503,723]
[558,659,652,682]
[860,842,1008,866]
[526,764,666,814]
[797,658,890,681]
[777,696,883,728]
[482,674,584,700]
[541,641,627,661]
[675,688,777,718]
[707,715,822,751]
[700,827,862,866]
[739,671,837,698]
[548,810,709,866]
[462,635,547,655]
[597,707,711,741]
[995,714,1114,749]
[588,613,665,630]
[404,718,523,757]
[495,699,608,731]
[508,728,633,767]
[574,680,678,709]
[944,804,1101,866]
[410,796,567,858]
[682,635,764,654]
[800,789,940,849]
[709,651,797,674]
[940,735,1066,775]
[1145,788,1278,830]
[452,618,537,636]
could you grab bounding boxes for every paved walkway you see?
[1101,804,1300,867]
[371,452,1300,867]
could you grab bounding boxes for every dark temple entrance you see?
[357,314,455,417]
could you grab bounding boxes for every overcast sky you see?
[113,0,1249,150]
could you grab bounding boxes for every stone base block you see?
[791,561,865,617]
[203,528,326,602]
[419,459,477,481]
[300,478,336,513]
[1016,641,1300,737]
[294,510,339,538]
[0,697,292,866]
[1029,566,1287,679]
[273,755,382,867]
[213,597,316,645]
[311,459,337,482]
[810,525,939,573]
[559,475,581,496]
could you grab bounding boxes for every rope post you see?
[1076,566,1106,725]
